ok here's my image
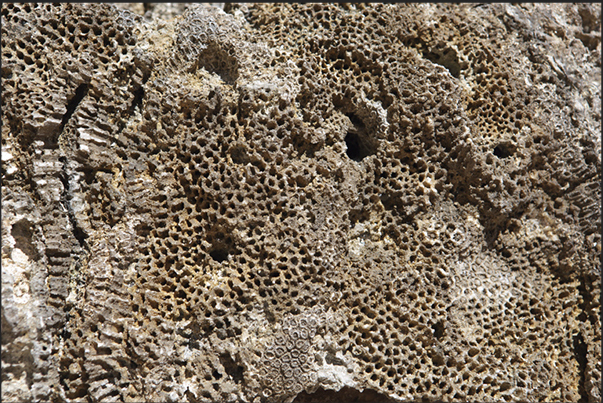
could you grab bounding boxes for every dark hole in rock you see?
[573,332,588,401]
[493,142,516,158]
[349,208,370,226]
[230,145,248,164]
[432,321,445,339]
[219,353,244,384]
[424,47,462,78]
[210,248,229,263]
[345,131,363,160]
[60,83,89,134]
[344,112,377,161]
[10,219,38,260]
[325,352,345,366]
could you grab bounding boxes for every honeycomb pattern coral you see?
[1,3,600,403]
[256,310,323,399]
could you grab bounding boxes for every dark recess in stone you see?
[493,142,516,158]
[210,248,229,263]
[432,320,445,340]
[219,353,244,384]
[131,86,145,115]
[59,156,89,248]
[344,112,376,161]
[230,145,249,164]
[59,83,89,136]
[345,131,362,160]
[423,46,462,78]
[10,219,38,260]
[573,332,588,403]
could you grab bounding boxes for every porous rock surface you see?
[1,3,601,402]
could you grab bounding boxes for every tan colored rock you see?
[1,3,600,402]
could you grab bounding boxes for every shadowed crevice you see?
[58,156,89,249]
[59,83,89,138]
[573,332,588,403]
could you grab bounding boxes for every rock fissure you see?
[58,157,88,250]
[58,83,89,141]
[573,332,588,403]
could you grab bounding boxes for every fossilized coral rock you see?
[1,3,600,402]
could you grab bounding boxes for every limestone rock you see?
[1,3,600,402]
